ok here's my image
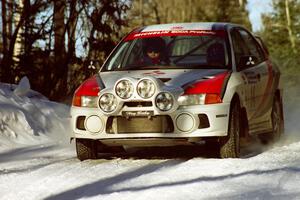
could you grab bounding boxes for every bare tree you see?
[285,0,297,53]
[1,0,129,100]
[13,0,24,64]
[1,0,26,82]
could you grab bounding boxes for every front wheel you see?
[219,102,241,158]
[76,139,98,161]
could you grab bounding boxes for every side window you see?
[238,29,265,63]
[125,39,143,66]
[230,29,248,69]
[105,42,130,70]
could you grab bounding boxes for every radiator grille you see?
[123,101,152,107]
[106,115,174,133]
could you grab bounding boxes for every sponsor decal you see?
[171,26,184,30]
[124,30,225,41]
[122,111,154,118]
[243,71,259,84]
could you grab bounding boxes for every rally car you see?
[71,22,284,160]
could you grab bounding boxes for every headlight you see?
[81,96,99,108]
[155,92,174,111]
[178,94,206,106]
[115,80,134,99]
[137,79,156,98]
[99,93,117,112]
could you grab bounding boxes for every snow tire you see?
[259,97,284,144]
[219,101,241,158]
[271,97,284,140]
[76,138,97,161]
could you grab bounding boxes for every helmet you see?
[143,37,166,54]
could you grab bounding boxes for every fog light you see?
[176,113,195,132]
[85,115,103,133]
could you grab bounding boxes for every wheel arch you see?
[230,93,249,138]
[275,89,284,122]
[275,89,283,102]
[230,93,240,107]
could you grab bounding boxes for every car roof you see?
[139,22,239,32]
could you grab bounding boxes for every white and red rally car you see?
[71,23,284,160]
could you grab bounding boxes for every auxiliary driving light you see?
[155,92,174,111]
[115,79,134,99]
[99,93,117,112]
[137,79,156,99]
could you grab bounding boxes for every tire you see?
[219,101,241,158]
[270,97,284,141]
[259,97,284,144]
[76,138,98,161]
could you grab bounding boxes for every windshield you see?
[102,30,229,71]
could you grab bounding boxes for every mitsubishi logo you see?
[246,57,255,66]
[88,61,96,69]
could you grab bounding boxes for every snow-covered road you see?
[1,139,300,200]
[1,80,300,200]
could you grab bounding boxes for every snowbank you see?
[0,78,70,150]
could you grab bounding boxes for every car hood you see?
[99,69,228,88]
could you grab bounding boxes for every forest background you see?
[0,0,299,109]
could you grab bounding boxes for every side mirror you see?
[238,55,258,68]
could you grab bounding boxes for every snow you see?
[13,76,31,96]
[0,81,70,150]
[1,80,300,200]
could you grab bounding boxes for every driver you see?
[141,38,168,65]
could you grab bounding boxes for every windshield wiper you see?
[173,38,215,64]
[119,65,162,70]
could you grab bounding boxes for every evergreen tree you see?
[260,0,300,107]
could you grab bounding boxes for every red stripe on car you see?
[74,76,100,97]
[124,30,226,41]
[184,71,229,95]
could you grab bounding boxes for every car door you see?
[237,29,273,122]
[230,28,255,119]
[231,28,270,122]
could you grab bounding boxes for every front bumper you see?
[70,103,230,146]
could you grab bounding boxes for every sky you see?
[247,0,273,31]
